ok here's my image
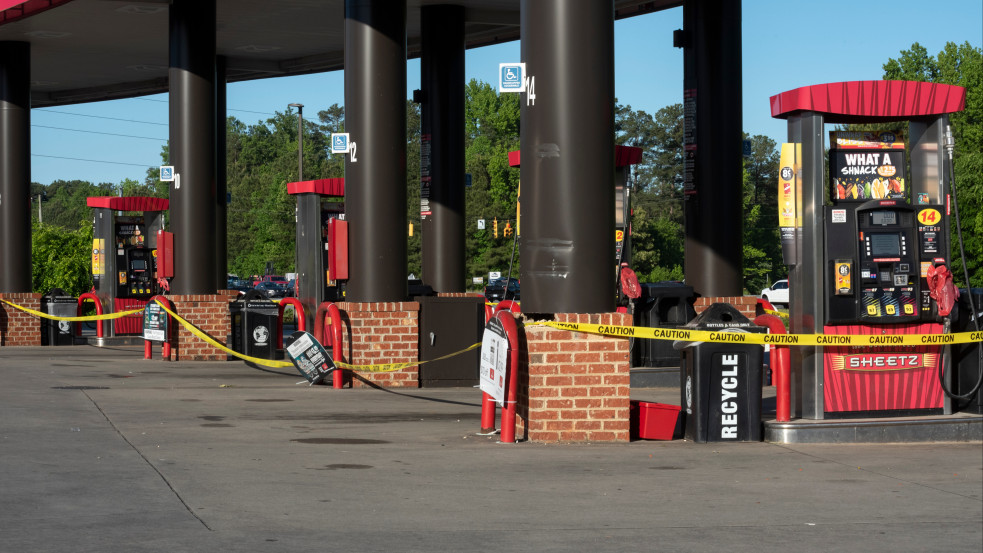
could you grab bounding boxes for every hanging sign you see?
[479,317,508,405]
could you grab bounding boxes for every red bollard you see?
[497,311,520,444]
[314,302,346,389]
[754,314,791,423]
[277,297,306,349]
[77,293,103,338]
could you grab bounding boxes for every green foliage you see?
[32,220,93,297]
[882,41,983,287]
[463,80,521,285]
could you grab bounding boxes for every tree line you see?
[29,41,982,298]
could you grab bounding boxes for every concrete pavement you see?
[1,345,980,552]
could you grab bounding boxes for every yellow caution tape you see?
[0,298,144,322]
[152,299,481,373]
[152,299,296,368]
[759,306,790,320]
[529,321,983,347]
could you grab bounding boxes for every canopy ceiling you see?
[0,0,680,107]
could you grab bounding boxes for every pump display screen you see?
[130,260,147,271]
[871,211,897,226]
[870,233,901,257]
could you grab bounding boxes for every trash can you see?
[40,288,77,346]
[952,288,982,414]
[673,303,766,442]
[229,289,279,360]
[632,282,697,367]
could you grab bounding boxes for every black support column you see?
[419,4,465,293]
[169,0,217,295]
[344,0,407,302]
[215,55,227,289]
[519,0,615,314]
[0,41,31,293]
[681,0,743,297]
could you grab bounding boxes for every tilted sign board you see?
[479,317,508,405]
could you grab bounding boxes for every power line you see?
[34,108,167,126]
[32,124,166,141]
[32,154,156,168]
[130,96,274,116]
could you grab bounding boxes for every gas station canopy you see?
[0,0,679,108]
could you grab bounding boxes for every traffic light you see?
[493,217,498,238]
[503,221,513,237]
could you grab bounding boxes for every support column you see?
[169,0,217,295]
[419,4,465,293]
[0,41,31,293]
[519,0,615,314]
[215,55,227,290]
[788,112,825,420]
[682,0,743,298]
[344,0,407,302]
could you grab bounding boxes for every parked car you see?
[484,277,520,303]
[228,278,252,292]
[760,279,789,307]
[255,281,288,298]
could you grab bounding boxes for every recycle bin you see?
[632,282,697,367]
[673,303,766,442]
[40,288,77,346]
[229,289,279,359]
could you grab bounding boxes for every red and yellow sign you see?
[917,208,942,226]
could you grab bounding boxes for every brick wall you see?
[518,312,632,443]
[336,301,420,388]
[694,296,759,320]
[168,294,235,361]
[0,293,42,347]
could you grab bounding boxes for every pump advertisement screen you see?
[830,149,906,202]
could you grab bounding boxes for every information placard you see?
[142,301,167,342]
[285,331,335,385]
[479,317,508,405]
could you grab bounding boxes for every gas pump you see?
[821,132,951,415]
[770,80,968,419]
[87,196,168,339]
[288,179,348,330]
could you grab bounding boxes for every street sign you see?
[159,166,174,182]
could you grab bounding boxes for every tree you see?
[32,220,93,297]
[883,41,983,287]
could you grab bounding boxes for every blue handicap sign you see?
[331,133,349,154]
[499,63,525,92]
[159,166,174,181]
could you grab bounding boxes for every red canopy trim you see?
[508,145,643,168]
[86,196,169,211]
[770,80,966,123]
[287,178,345,197]
[1,0,74,26]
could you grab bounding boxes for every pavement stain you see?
[312,464,374,470]
[291,438,390,445]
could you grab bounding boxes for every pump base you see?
[86,336,146,347]
[764,413,982,443]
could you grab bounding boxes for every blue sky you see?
[29,0,982,186]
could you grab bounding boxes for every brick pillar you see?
[518,312,632,442]
[336,301,420,387]
[0,293,42,346]
[694,296,759,320]
[168,294,234,360]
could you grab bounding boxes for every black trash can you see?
[40,288,77,346]
[952,288,982,414]
[632,282,697,367]
[229,289,279,360]
[673,303,766,443]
